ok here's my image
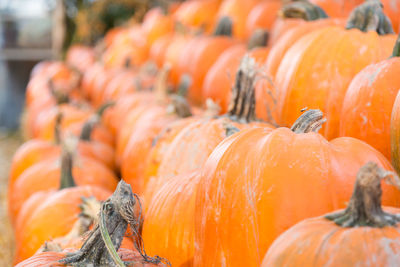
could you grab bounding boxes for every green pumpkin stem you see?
[213,16,233,36]
[60,144,76,189]
[290,109,326,133]
[280,0,328,21]
[346,0,394,35]
[392,33,400,58]
[227,55,258,123]
[79,102,114,141]
[325,162,400,227]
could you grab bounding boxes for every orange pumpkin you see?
[142,7,174,48]
[340,33,400,160]
[65,45,96,72]
[8,145,117,224]
[382,0,400,33]
[216,0,260,40]
[173,0,221,33]
[275,1,397,140]
[149,34,174,68]
[143,171,201,267]
[13,185,111,263]
[262,162,400,267]
[194,110,400,267]
[245,0,281,39]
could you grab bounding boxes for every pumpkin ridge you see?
[325,162,400,227]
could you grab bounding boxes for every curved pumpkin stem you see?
[392,33,400,58]
[325,162,400,227]
[59,140,76,189]
[290,109,326,133]
[280,0,328,21]
[213,16,233,36]
[346,0,394,35]
[247,29,269,50]
[227,55,259,123]
[80,102,114,141]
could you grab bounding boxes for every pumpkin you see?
[275,1,397,140]
[390,73,400,175]
[262,162,400,266]
[216,0,260,40]
[13,185,111,263]
[177,17,237,104]
[149,34,174,68]
[382,0,400,33]
[173,0,221,34]
[202,30,269,113]
[194,109,400,267]
[245,0,281,39]
[268,0,328,45]
[340,32,400,160]
[8,143,118,224]
[265,18,345,78]
[143,171,201,267]
[141,7,174,48]
[65,45,96,72]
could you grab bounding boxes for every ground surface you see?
[0,131,22,266]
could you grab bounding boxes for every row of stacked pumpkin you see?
[10,0,400,266]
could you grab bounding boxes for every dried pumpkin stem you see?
[227,55,258,123]
[79,102,114,141]
[281,0,328,20]
[247,29,269,50]
[213,16,233,36]
[48,79,70,105]
[325,162,400,227]
[60,144,76,189]
[392,33,400,58]
[346,0,394,34]
[290,109,326,133]
[54,112,63,145]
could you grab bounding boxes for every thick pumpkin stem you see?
[280,0,328,21]
[60,181,169,266]
[213,16,233,36]
[248,29,269,50]
[80,102,114,141]
[290,109,326,133]
[59,142,76,189]
[326,162,400,227]
[227,55,258,123]
[346,0,394,34]
[392,33,400,58]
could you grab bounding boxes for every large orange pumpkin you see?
[340,33,400,160]
[194,109,400,267]
[262,162,400,266]
[275,1,397,140]
[143,171,201,267]
[245,0,281,39]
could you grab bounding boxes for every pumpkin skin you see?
[275,26,396,140]
[149,34,174,68]
[340,57,400,160]
[13,186,111,263]
[15,248,165,267]
[194,122,400,267]
[310,0,364,18]
[143,171,200,267]
[265,18,345,78]
[142,7,174,48]
[216,0,260,40]
[179,35,237,104]
[173,0,221,34]
[8,155,118,224]
[245,0,281,39]
[65,45,95,72]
